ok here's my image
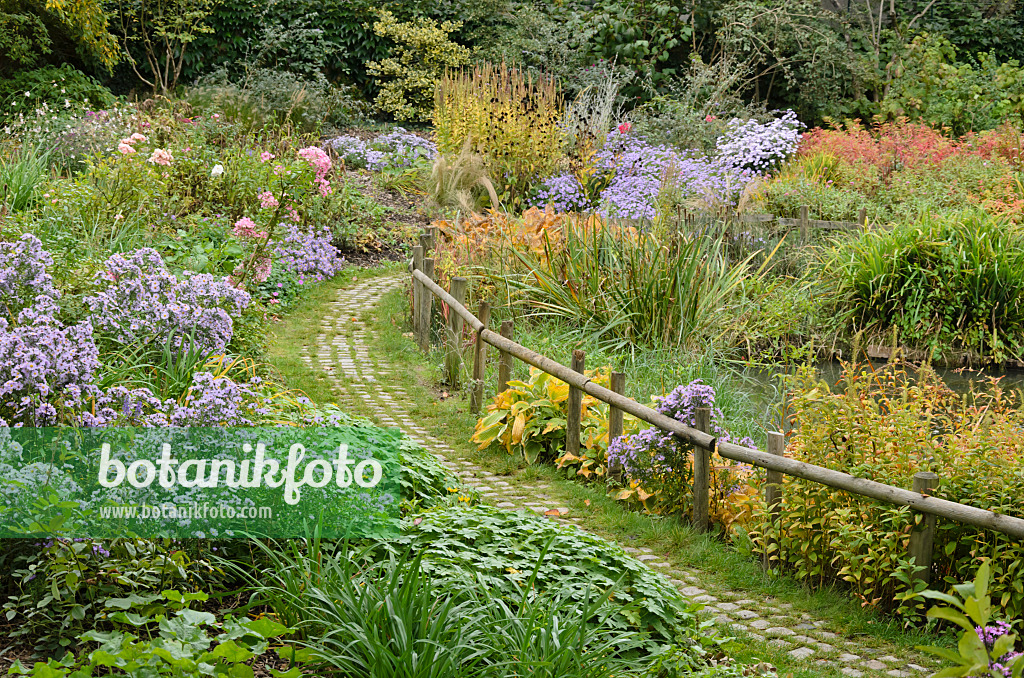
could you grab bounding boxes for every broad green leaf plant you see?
[917,560,1024,678]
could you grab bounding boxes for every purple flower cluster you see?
[970,622,1022,678]
[715,110,804,174]
[0,235,100,426]
[607,379,755,478]
[532,174,591,213]
[534,132,754,219]
[327,127,437,171]
[85,249,250,355]
[0,235,59,318]
[80,373,268,427]
[273,223,345,283]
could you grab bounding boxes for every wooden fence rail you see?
[409,265,1024,542]
[407,234,1024,582]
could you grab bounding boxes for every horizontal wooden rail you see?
[410,268,1024,541]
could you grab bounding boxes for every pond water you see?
[739,359,1024,412]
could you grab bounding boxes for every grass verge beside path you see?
[267,267,947,678]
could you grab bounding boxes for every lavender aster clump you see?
[273,223,345,284]
[85,248,250,355]
[79,373,269,427]
[0,236,100,425]
[607,380,755,519]
[716,110,804,174]
[327,127,436,171]
[533,173,591,213]
[0,234,59,318]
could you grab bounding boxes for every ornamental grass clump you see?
[502,219,767,351]
[749,360,1024,625]
[434,62,563,210]
[829,210,1024,362]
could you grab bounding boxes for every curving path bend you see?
[301,274,935,678]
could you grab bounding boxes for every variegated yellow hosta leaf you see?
[547,380,570,403]
[511,413,526,444]
[555,452,578,468]
[636,488,654,502]
[541,420,563,435]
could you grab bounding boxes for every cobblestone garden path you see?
[301,274,937,678]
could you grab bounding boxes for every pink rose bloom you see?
[117,142,136,155]
[147,148,173,165]
[705,114,717,122]
[260,151,275,162]
[130,133,147,142]
[617,122,632,134]
[258,191,279,209]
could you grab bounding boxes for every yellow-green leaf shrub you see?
[365,10,471,122]
[434,63,563,210]
[749,360,1024,625]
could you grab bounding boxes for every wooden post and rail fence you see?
[407,225,1024,583]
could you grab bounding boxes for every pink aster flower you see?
[258,191,279,209]
[260,151,275,162]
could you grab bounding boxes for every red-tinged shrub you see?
[799,119,960,174]
[963,123,1024,170]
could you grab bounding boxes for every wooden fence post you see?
[445,277,467,388]
[908,471,939,585]
[858,207,867,228]
[764,431,785,569]
[608,371,625,481]
[799,205,809,244]
[411,245,423,334]
[470,301,490,413]
[692,408,711,533]
[498,320,513,393]
[566,350,585,460]
[418,258,434,351]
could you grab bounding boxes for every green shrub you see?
[365,10,471,122]
[0,65,115,125]
[882,33,1024,135]
[750,360,1024,626]
[188,68,366,134]
[7,590,295,677]
[1,539,216,654]
[829,211,1024,361]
